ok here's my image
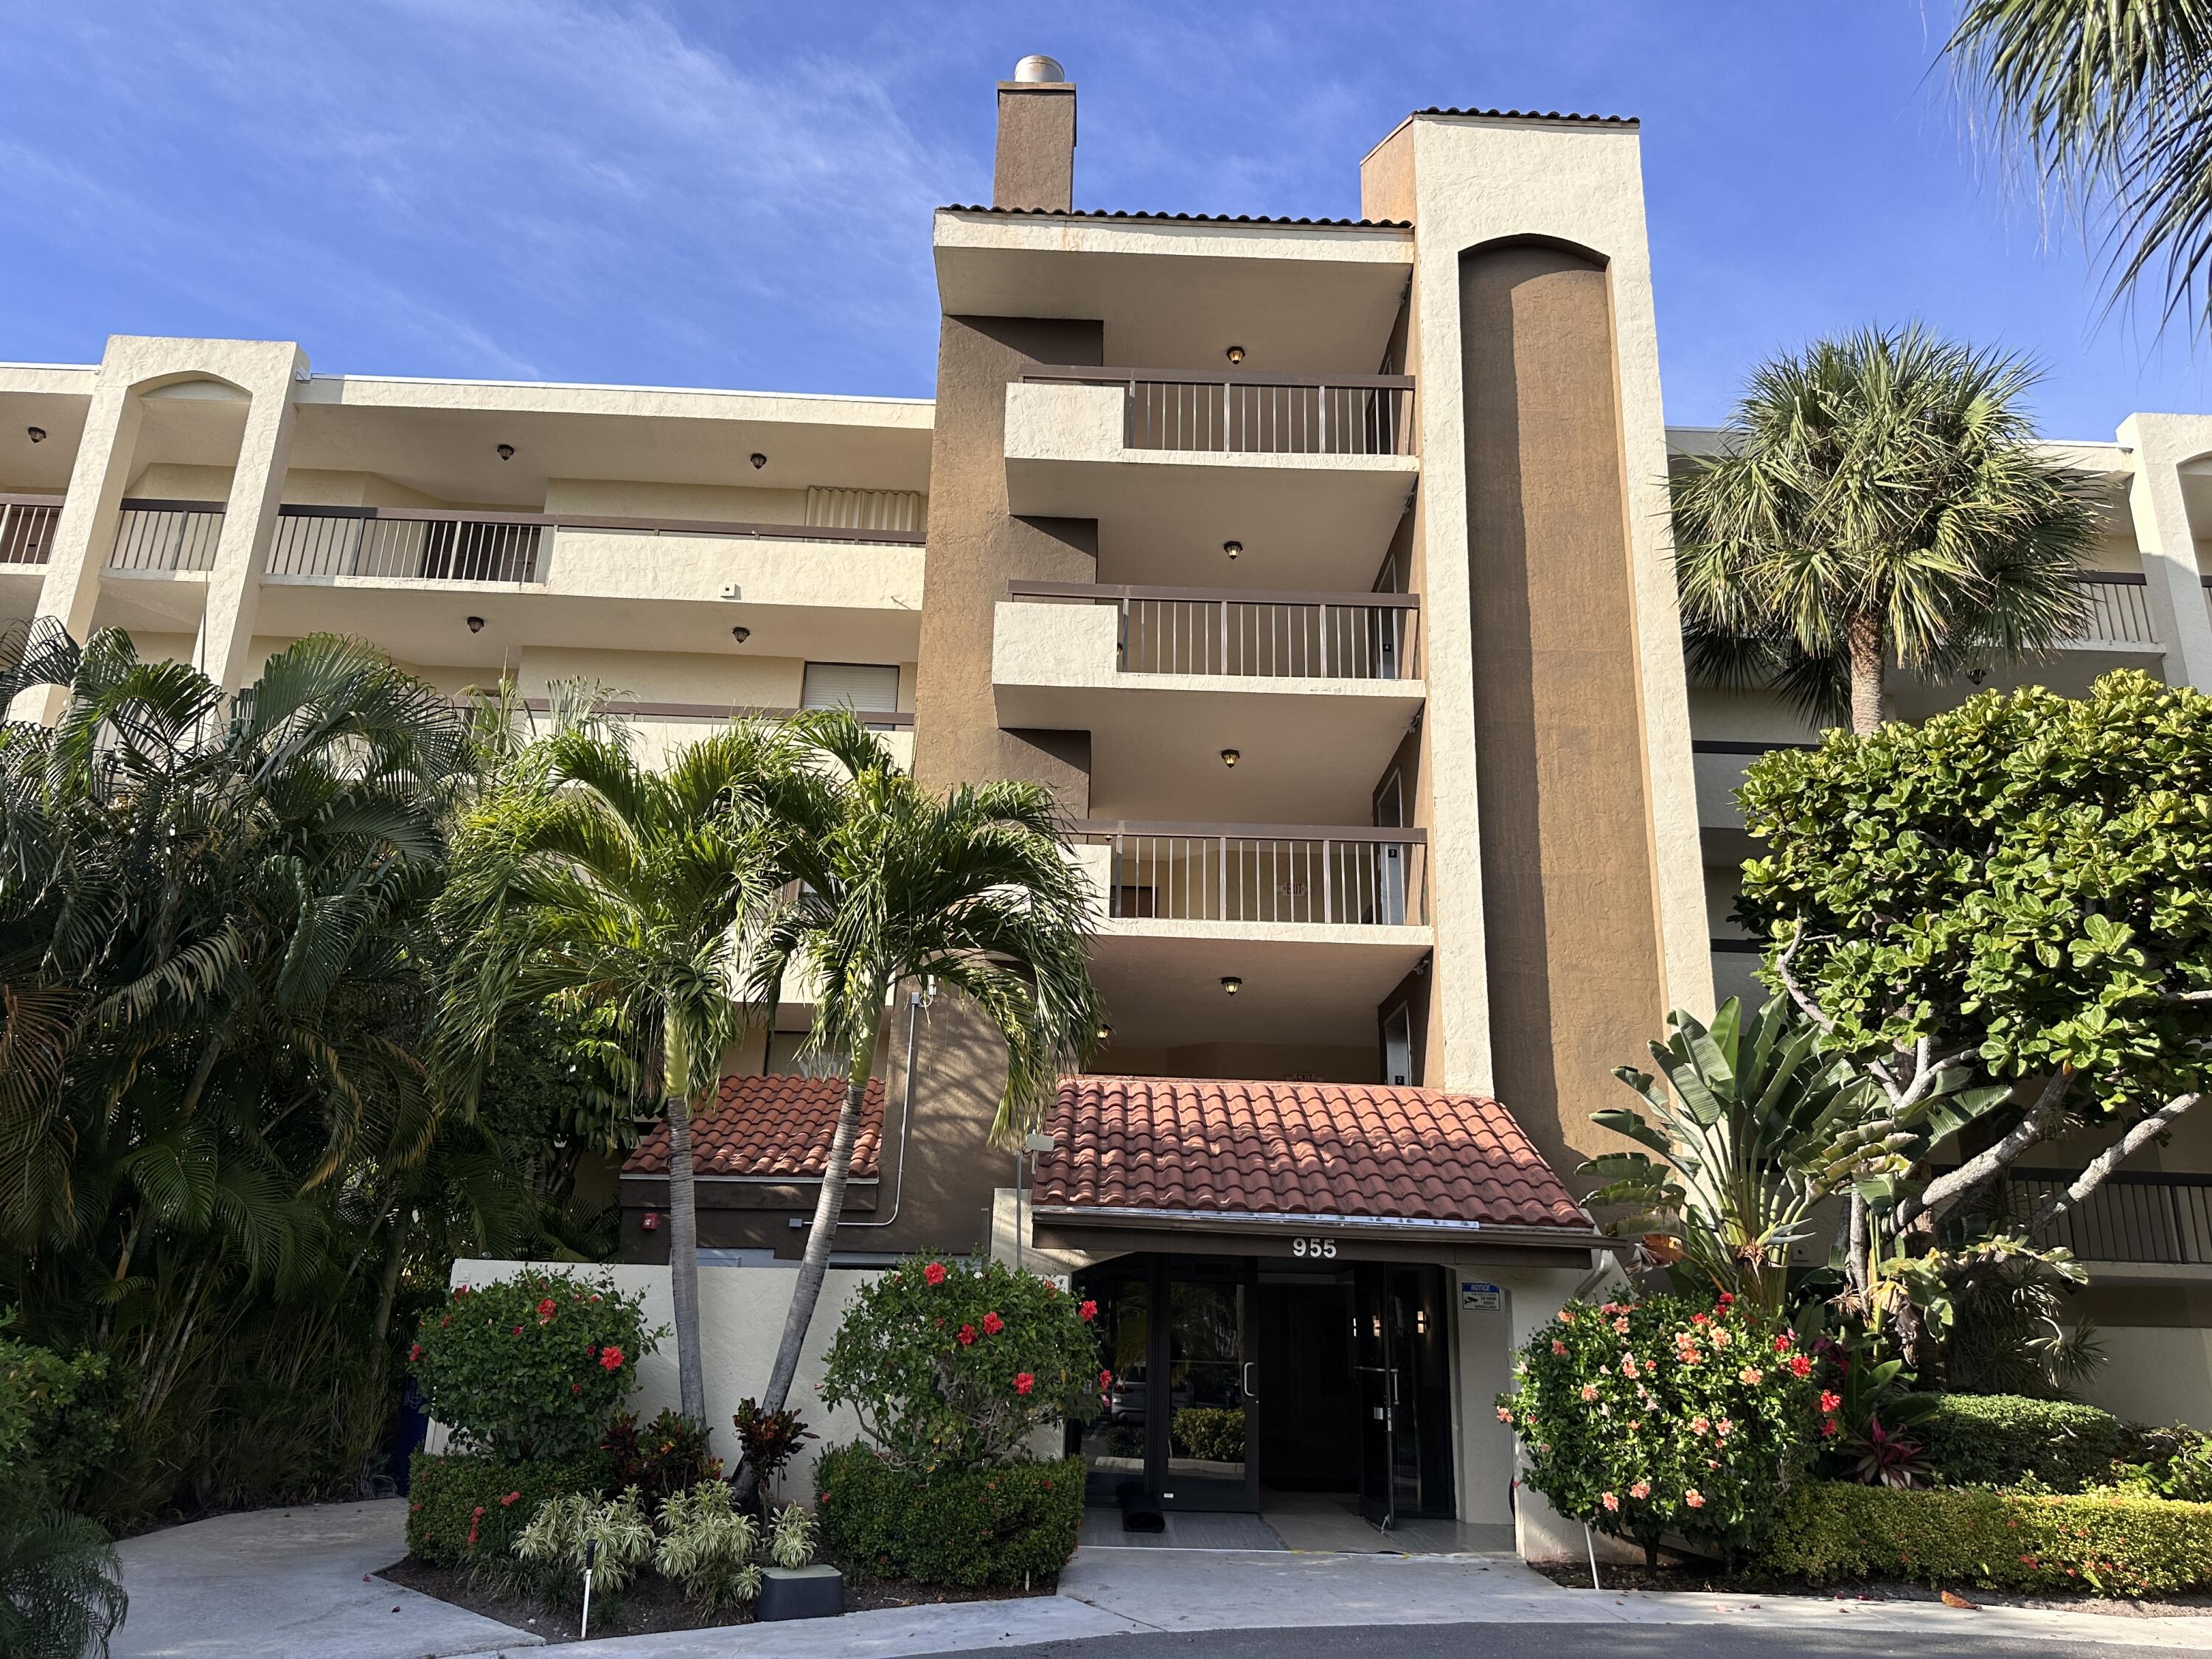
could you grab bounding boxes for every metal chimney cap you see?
[1013,54,1066,83]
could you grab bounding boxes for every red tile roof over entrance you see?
[624,1075,884,1180]
[1032,1076,1589,1229]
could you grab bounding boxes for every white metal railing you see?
[0,495,62,566]
[1023,366,1416,457]
[108,501,224,572]
[270,509,544,583]
[1009,582,1419,680]
[1076,821,1427,927]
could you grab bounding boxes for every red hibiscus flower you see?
[1716,1292,1735,1309]
[571,1382,583,1395]
[1079,1299,1098,1323]
[1790,1354,1812,1378]
[599,1345,625,1371]
[535,1298,557,1322]
[982,1311,1004,1336]
[501,1491,521,1507]
[455,1284,470,1297]
[408,1343,422,1363]
[923,1261,947,1286]
[1015,1371,1035,1395]
[1772,1332,1793,1353]
[1099,1369,1113,1391]
[958,1324,977,1346]
[512,1325,524,1336]
[1818,1390,1842,1413]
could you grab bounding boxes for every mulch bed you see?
[1528,1557,2212,1618]
[379,1551,1053,1644]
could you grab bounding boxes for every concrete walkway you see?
[112,1497,2212,1658]
[113,1498,537,1658]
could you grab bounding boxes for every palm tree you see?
[1672,324,2097,734]
[1949,0,2212,332]
[437,722,796,1425]
[740,709,1101,1461]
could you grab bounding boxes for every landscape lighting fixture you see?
[750,452,768,469]
[495,443,515,460]
[1220,748,1239,768]
[1220,975,1242,995]
[1222,540,1242,560]
[731,625,751,644]
[24,426,44,443]
[465,615,485,633]
[1225,345,1246,365]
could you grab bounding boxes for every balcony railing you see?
[108,499,226,573]
[268,506,925,585]
[1023,365,1416,457]
[1009,581,1419,680]
[1075,820,1427,927]
[0,494,63,566]
[489,696,914,733]
[1993,1169,2212,1267]
[2068,571,2158,647]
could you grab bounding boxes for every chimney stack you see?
[993,55,1075,211]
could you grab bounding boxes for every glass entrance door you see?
[1159,1260,1257,1510]
[1354,1265,1456,1527]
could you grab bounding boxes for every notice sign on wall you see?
[1460,1281,1503,1312]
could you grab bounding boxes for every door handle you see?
[1242,1361,1258,1400]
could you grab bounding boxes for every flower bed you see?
[1763,1481,2212,1596]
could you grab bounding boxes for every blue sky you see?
[4,1,2209,437]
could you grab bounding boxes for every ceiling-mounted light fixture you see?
[731,625,751,644]
[465,616,485,633]
[1220,748,1239,768]
[1222,540,1242,560]
[495,443,515,460]
[1220,975,1242,995]
[24,426,44,444]
[750,452,768,470]
[1096,1023,1113,1041]
[1225,346,1246,366]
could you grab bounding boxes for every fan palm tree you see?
[437,722,798,1425]
[1949,0,2212,332]
[1672,324,2098,734]
[740,709,1101,1460]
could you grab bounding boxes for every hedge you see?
[406,1449,611,1568]
[1919,1395,2121,1492]
[814,1444,1083,1587]
[1763,1481,2212,1596]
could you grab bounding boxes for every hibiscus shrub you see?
[408,1269,661,1462]
[819,1256,1099,1473]
[1498,1293,1819,1563]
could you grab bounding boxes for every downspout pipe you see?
[839,983,928,1232]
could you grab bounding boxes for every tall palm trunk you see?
[1846,611,1885,736]
[748,1053,869,1489]
[663,1023,707,1425]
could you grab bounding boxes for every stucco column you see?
[2121,414,2212,693]
[7,361,145,723]
[197,344,309,692]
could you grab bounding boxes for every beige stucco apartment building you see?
[7,58,2212,1550]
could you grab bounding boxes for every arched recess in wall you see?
[1453,232,1669,1180]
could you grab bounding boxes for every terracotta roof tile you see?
[1032,1076,1590,1230]
[940,205,1412,229]
[624,1075,883,1180]
[1413,107,1637,127]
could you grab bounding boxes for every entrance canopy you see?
[1029,1075,1612,1265]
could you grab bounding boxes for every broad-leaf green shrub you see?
[405,1448,612,1568]
[0,1320,118,1506]
[408,1269,658,1461]
[0,1318,126,1658]
[1920,1395,2121,1492]
[815,1444,1083,1587]
[1498,1293,1819,1563]
[1764,1481,2212,1594]
[2115,1425,2212,1502]
[819,1256,1099,1472]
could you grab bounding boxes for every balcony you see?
[994,584,1424,821]
[490,698,914,775]
[1004,370,1419,586]
[1073,820,1432,1051]
[257,506,925,664]
[0,494,61,611]
[1991,1169,2212,1280]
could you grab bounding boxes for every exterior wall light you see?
[1222,540,1242,559]
[1225,346,1246,365]
[731,625,752,644]
[641,1211,659,1231]
[495,443,515,460]
[750,453,768,469]
[1220,748,1239,767]
[465,615,485,633]
[1096,1023,1113,1041]
[1220,975,1242,995]
[25,427,44,443]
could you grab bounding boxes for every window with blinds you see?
[801,661,900,712]
[804,487,927,534]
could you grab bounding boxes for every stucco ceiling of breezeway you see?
[1085,923,1430,1051]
